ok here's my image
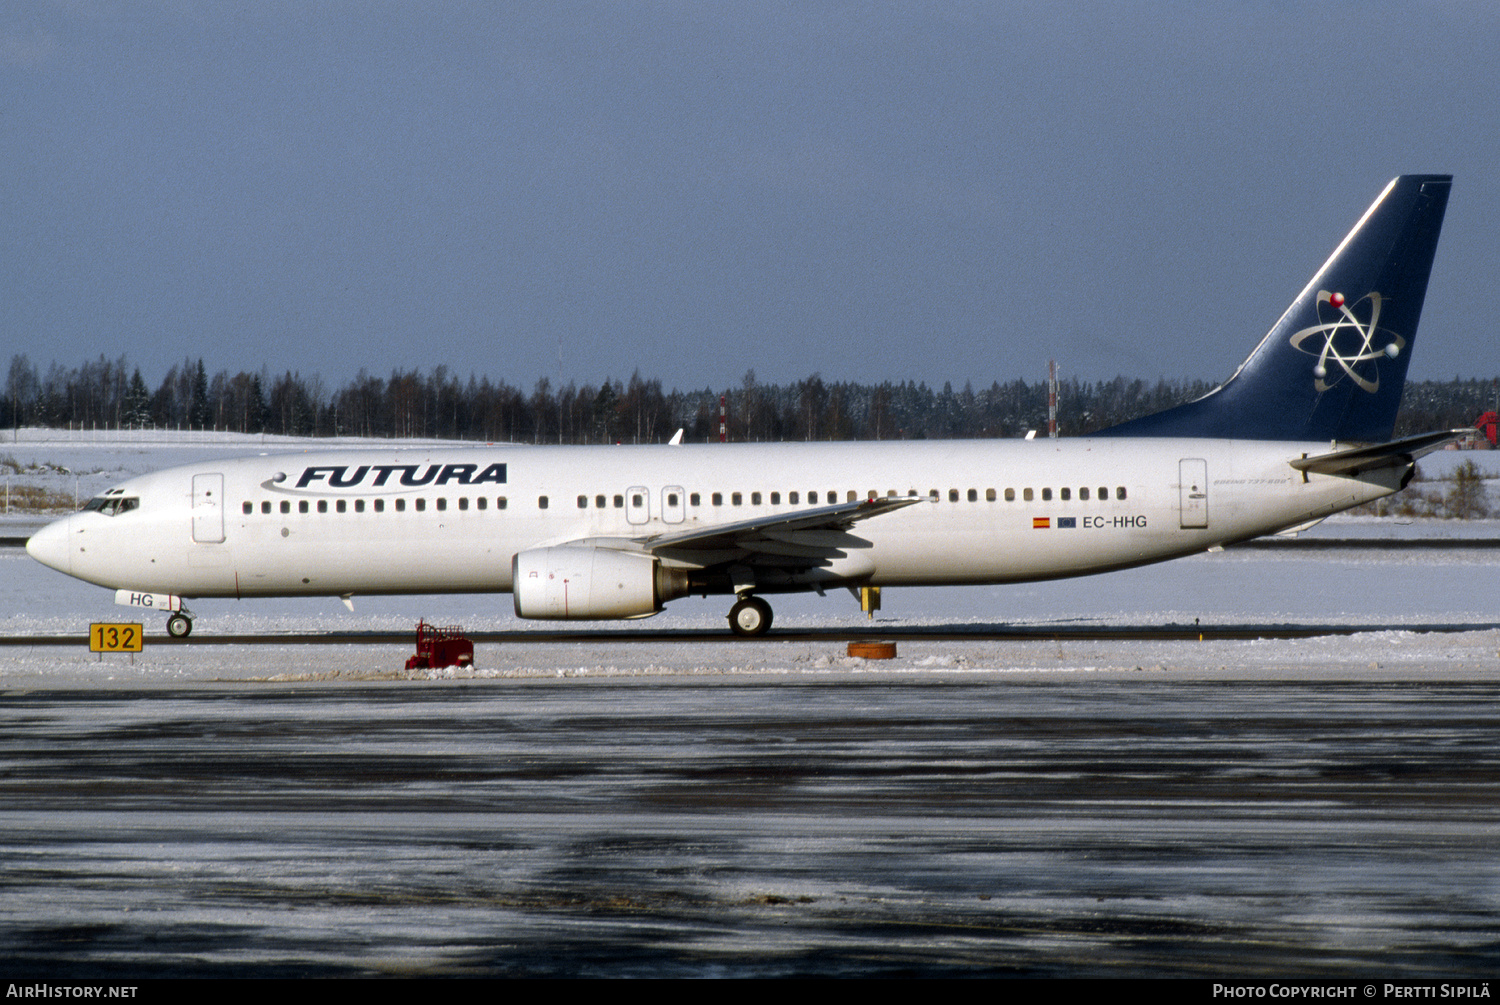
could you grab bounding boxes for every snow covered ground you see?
[4,428,1500,689]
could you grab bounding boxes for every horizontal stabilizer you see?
[1288,429,1468,477]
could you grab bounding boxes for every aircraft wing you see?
[640,495,923,550]
[572,496,927,571]
[1289,429,1470,477]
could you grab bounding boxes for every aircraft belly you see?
[231,523,514,595]
[864,507,1213,587]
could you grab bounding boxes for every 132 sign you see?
[90,623,144,653]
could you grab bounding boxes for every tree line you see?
[4,353,1496,443]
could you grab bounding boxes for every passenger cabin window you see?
[457,498,468,511]
[299,501,309,514]
[416,499,427,512]
[1060,488,1070,501]
[967,489,978,502]
[789,492,799,504]
[986,488,996,502]
[281,501,291,514]
[1005,488,1015,502]
[317,500,328,513]
[595,495,606,508]
[476,498,486,510]
[1042,488,1052,501]
[243,502,253,515]
[577,495,588,509]
[375,499,385,513]
[712,492,723,506]
[690,493,700,506]
[751,492,761,505]
[538,496,548,509]
[1116,487,1127,500]
[732,492,742,506]
[395,499,405,512]
[1023,488,1034,502]
[613,494,624,508]
[948,489,959,502]
[436,498,446,511]
[1080,487,1090,501]
[336,499,346,513]
[356,499,366,512]
[262,501,272,514]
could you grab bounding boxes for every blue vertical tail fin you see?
[1098,175,1451,442]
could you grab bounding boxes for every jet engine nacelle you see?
[512,546,690,620]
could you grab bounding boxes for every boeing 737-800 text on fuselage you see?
[27,176,1458,637]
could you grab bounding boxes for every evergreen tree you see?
[6,354,38,429]
[1446,459,1490,519]
[189,359,211,429]
[248,373,268,433]
[123,369,151,427]
[593,380,619,443]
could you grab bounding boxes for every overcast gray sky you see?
[4,1,1498,392]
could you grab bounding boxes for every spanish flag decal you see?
[1033,517,1050,529]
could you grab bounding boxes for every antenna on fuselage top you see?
[1048,359,1059,439]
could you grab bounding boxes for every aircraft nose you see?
[26,516,73,576]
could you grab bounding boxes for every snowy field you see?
[5,428,1500,689]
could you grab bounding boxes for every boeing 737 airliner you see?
[27,175,1457,638]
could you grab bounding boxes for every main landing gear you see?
[728,595,773,637]
[165,612,194,638]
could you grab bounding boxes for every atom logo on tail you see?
[1287,290,1403,394]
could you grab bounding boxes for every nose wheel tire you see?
[728,596,773,637]
[166,613,193,638]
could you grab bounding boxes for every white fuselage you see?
[27,437,1399,605]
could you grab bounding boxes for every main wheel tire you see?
[728,596,773,637]
[166,613,192,638]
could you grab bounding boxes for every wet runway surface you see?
[2,678,1499,977]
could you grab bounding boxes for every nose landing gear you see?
[728,595,773,637]
[165,612,194,638]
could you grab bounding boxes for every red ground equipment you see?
[1475,411,1498,447]
[405,620,474,670]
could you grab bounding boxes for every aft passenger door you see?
[1179,458,1208,529]
[192,473,225,543]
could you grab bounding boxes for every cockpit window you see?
[82,496,139,516]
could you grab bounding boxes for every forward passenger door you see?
[191,473,225,543]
